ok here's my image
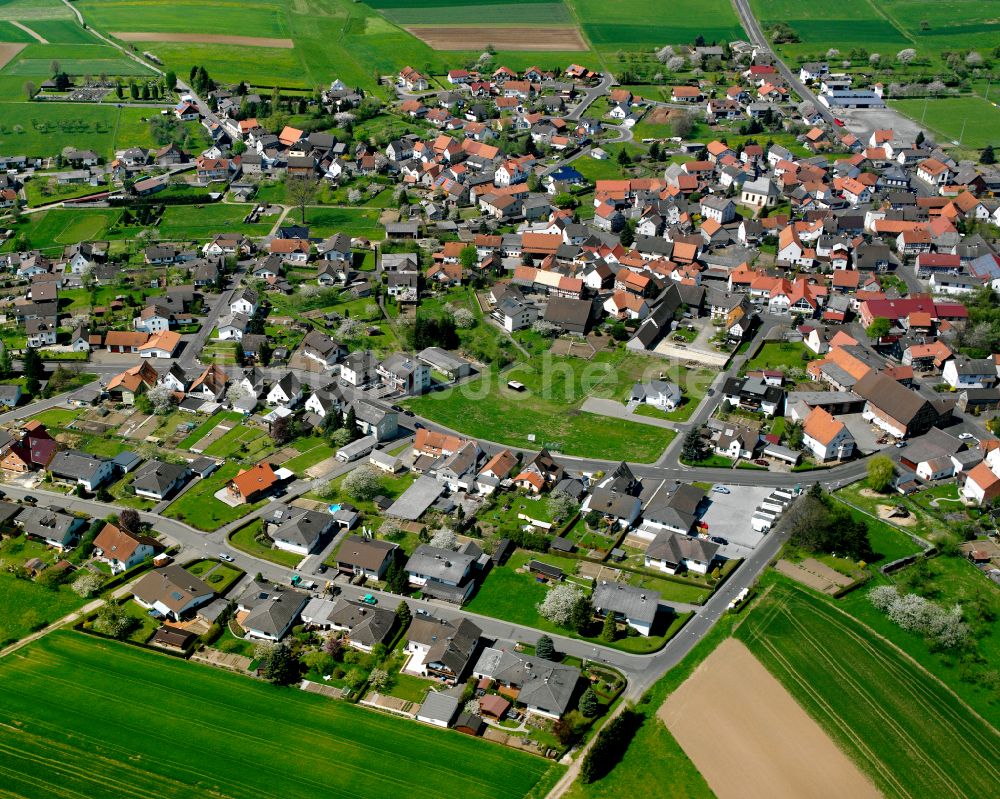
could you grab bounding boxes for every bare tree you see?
[285,176,319,224]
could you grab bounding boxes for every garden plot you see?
[190,419,237,453]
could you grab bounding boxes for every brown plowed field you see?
[659,638,882,799]
[404,25,586,51]
[113,32,294,48]
[0,43,26,70]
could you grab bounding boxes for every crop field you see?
[572,0,743,49]
[6,208,121,252]
[1,41,154,75]
[0,22,36,42]
[0,632,556,799]
[113,31,294,48]
[405,350,675,461]
[77,0,290,38]
[20,19,99,43]
[736,583,1000,799]
[883,0,1000,51]
[661,638,881,799]
[890,95,1000,149]
[405,25,587,51]
[371,0,574,26]
[0,0,76,22]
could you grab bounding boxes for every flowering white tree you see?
[537,584,585,627]
[655,45,675,64]
[667,56,686,72]
[72,572,104,597]
[430,529,459,550]
[464,698,481,715]
[868,585,968,648]
[368,668,391,691]
[336,318,365,339]
[226,383,249,408]
[146,384,177,415]
[966,51,983,66]
[869,53,881,65]
[453,308,475,329]
[896,48,917,64]
[343,465,382,501]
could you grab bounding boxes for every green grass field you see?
[0,631,557,799]
[573,0,742,49]
[737,582,1000,799]
[229,518,304,568]
[890,95,1000,149]
[744,340,814,372]
[5,208,121,252]
[0,570,86,646]
[405,350,675,461]
[162,461,267,530]
[466,550,691,654]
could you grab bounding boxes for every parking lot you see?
[698,485,775,555]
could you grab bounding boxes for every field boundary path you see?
[0,582,133,659]
[10,21,47,43]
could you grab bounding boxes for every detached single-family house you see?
[92,522,158,574]
[132,565,214,622]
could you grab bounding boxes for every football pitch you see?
[0,631,556,799]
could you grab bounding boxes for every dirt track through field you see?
[0,42,26,70]
[11,21,47,43]
[659,638,882,799]
[112,32,294,48]
[404,25,586,51]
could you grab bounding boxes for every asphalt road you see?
[730,0,835,125]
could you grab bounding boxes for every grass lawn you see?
[405,350,675,461]
[890,95,1000,149]
[744,340,814,372]
[466,551,689,654]
[162,462,266,530]
[738,581,1000,799]
[25,406,83,428]
[177,410,243,450]
[281,441,336,473]
[202,424,272,461]
[835,482,951,543]
[0,631,557,799]
[0,566,86,647]
[229,518,304,568]
[185,559,244,594]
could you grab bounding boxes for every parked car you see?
[710,536,728,545]
[22,495,36,504]
[895,441,907,448]
[834,117,845,126]
[712,485,730,494]
[361,593,378,605]
[218,553,235,563]
[958,433,976,440]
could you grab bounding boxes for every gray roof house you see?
[15,506,86,550]
[644,531,720,576]
[416,687,463,727]
[472,648,580,719]
[405,615,482,683]
[47,449,116,492]
[592,582,660,636]
[270,509,334,556]
[323,597,396,651]
[405,544,477,603]
[237,583,309,641]
[131,460,190,501]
